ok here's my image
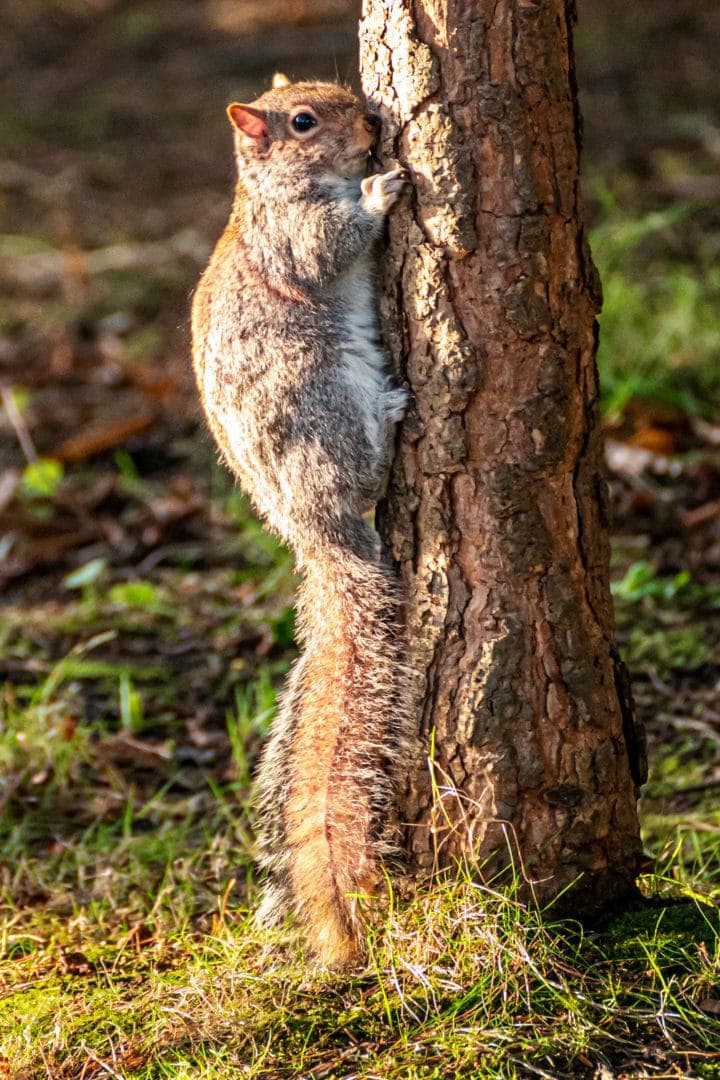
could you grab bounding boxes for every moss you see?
[600,900,718,966]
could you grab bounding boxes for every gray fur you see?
[191,78,413,961]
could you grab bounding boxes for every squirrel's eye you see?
[291,112,317,133]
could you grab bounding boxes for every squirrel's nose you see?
[363,113,381,136]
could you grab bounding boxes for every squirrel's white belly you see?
[338,266,390,459]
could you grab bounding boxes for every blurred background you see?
[1,1,719,876]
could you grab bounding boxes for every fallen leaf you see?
[96,733,172,767]
[629,426,677,455]
[605,438,683,479]
[52,413,156,462]
[681,499,720,529]
[691,415,720,447]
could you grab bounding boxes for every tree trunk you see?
[359,0,647,912]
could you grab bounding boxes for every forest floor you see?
[1,1,720,1077]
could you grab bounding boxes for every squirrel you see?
[191,73,413,967]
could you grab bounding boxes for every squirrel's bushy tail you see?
[256,518,410,967]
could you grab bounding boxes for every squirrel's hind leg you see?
[383,386,409,425]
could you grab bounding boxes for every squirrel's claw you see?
[360,167,410,214]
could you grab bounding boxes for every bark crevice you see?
[360,0,644,910]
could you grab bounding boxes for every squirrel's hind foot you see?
[384,386,409,424]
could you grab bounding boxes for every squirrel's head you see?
[226,73,380,182]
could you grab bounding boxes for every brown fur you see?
[285,562,380,965]
[191,75,413,965]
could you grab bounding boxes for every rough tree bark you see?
[359,0,647,911]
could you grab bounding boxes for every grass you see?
[612,561,720,674]
[1,838,719,1078]
[2,550,720,1077]
[2,188,720,1074]
[2,0,719,1069]
[591,194,720,418]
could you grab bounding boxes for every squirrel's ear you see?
[227,103,269,141]
[271,72,291,89]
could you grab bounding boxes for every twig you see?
[78,1043,125,1080]
[1,386,37,463]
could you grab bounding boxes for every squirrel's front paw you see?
[360,168,410,215]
